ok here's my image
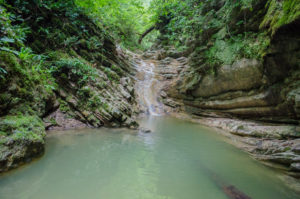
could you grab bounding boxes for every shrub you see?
[51,58,97,86]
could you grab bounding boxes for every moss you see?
[283,146,291,152]
[95,81,108,89]
[78,49,91,60]
[111,64,124,76]
[0,115,45,142]
[58,98,71,113]
[0,114,46,172]
[47,50,69,60]
[102,102,110,112]
[260,0,300,35]
[87,95,103,110]
[68,48,79,57]
[8,104,36,116]
[204,32,270,66]
[52,57,98,87]
[103,67,120,82]
[0,51,26,79]
[77,86,93,99]
[87,115,102,127]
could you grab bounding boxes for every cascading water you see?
[135,58,164,116]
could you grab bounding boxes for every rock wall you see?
[0,0,138,172]
[164,23,300,125]
[153,0,300,178]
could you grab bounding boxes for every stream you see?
[0,58,299,199]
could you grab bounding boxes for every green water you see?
[0,117,299,199]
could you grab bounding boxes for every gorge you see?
[0,0,300,198]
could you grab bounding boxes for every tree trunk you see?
[138,26,155,44]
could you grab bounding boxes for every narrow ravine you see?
[1,0,299,199]
[0,52,300,199]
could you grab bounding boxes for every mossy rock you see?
[0,115,46,173]
[0,115,45,140]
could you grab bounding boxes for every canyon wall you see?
[155,0,300,175]
[0,0,138,172]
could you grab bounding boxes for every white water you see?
[135,59,164,116]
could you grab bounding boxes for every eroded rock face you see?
[192,59,264,98]
[164,32,300,123]
[0,2,139,173]
[149,21,300,182]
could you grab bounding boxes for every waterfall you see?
[135,58,164,116]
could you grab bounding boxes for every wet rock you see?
[125,118,139,129]
[142,52,154,59]
[267,152,298,165]
[161,57,172,64]
[166,50,182,59]
[58,89,68,98]
[164,99,180,108]
[139,127,152,133]
[292,144,300,154]
[160,91,167,98]
[112,108,122,120]
[44,109,87,131]
[291,163,300,171]
[292,156,300,163]
[176,57,188,64]
[120,77,130,87]
[66,96,79,107]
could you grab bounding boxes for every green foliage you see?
[75,0,156,50]
[0,4,29,49]
[0,115,45,142]
[260,0,300,35]
[103,67,120,82]
[51,58,97,86]
[0,2,56,92]
[0,50,55,93]
[77,86,93,99]
[205,32,270,65]
[111,65,123,76]
[150,0,205,48]
[58,98,71,113]
[18,47,34,62]
[150,0,294,78]
[87,94,103,110]
[0,67,7,79]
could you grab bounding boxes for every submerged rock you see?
[139,127,152,133]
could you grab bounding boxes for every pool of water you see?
[0,116,299,199]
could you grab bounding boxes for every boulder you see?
[192,59,264,98]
